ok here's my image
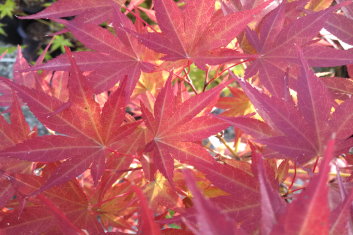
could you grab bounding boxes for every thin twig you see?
[121,5,158,33]
[312,155,320,173]
[288,161,297,191]
[203,58,254,91]
[288,187,306,194]
[216,133,240,160]
[173,70,198,95]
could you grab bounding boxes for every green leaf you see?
[0,0,16,19]
[37,47,53,61]
[0,45,17,54]
[0,23,7,36]
[50,35,74,53]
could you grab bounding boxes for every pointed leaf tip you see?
[183,169,237,235]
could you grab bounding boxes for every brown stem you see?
[183,67,198,95]
[203,59,254,91]
[216,133,240,160]
[172,71,198,95]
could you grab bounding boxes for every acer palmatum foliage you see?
[1,0,353,234]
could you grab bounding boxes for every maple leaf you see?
[167,164,259,232]
[0,174,15,209]
[96,180,138,230]
[141,77,230,182]
[0,47,36,107]
[187,157,265,233]
[222,0,272,12]
[307,0,335,11]
[271,136,335,234]
[336,0,353,19]
[325,13,353,46]
[11,47,36,90]
[251,145,285,234]
[140,79,263,231]
[218,49,353,164]
[0,173,104,234]
[215,86,253,117]
[1,46,69,106]
[330,180,353,234]
[143,172,179,213]
[0,92,34,207]
[242,1,353,97]
[0,49,141,193]
[0,92,31,150]
[2,1,353,233]
[132,183,161,235]
[19,0,125,25]
[125,0,270,67]
[134,71,167,97]
[320,77,353,100]
[182,169,241,235]
[26,6,155,95]
[42,71,70,102]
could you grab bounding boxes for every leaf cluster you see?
[0,0,353,234]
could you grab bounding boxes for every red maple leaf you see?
[141,77,229,181]
[140,78,261,210]
[182,169,242,235]
[0,173,104,234]
[0,49,141,193]
[271,136,335,234]
[19,0,126,25]
[243,1,353,97]
[26,6,155,95]
[218,49,353,164]
[0,92,34,208]
[125,0,270,67]
[325,12,353,46]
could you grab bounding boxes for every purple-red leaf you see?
[182,169,239,235]
[19,0,122,24]
[272,136,336,234]
[127,0,270,66]
[27,8,154,95]
[0,49,140,192]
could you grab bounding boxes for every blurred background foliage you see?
[0,0,83,61]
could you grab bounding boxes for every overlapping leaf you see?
[125,0,270,67]
[19,0,124,25]
[26,6,155,95]
[141,78,262,206]
[182,169,240,235]
[133,183,161,235]
[0,174,104,234]
[1,0,353,234]
[271,136,335,234]
[330,181,353,234]
[218,51,353,163]
[0,49,140,192]
[251,145,285,234]
[216,86,253,117]
[141,78,230,181]
[243,1,353,97]
[325,13,353,45]
[0,92,33,207]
